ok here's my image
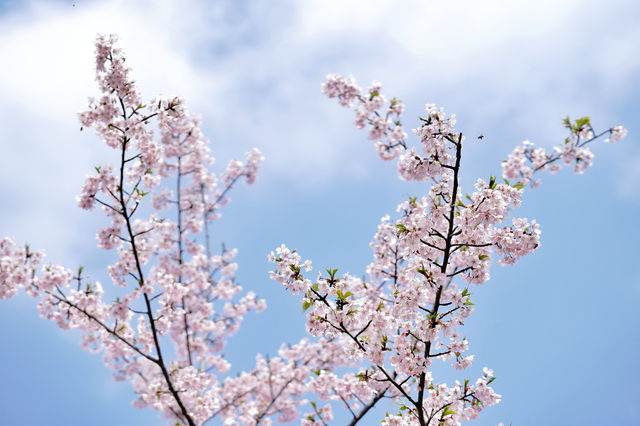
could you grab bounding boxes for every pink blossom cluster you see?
[268,244,313,295]
[1,35,268,426]
[264,75,623,424]
[322,74,408,160]
[214,338,353,425]
[502,118,627,186]
[607,125,627,143]
[321,73,361,107]
[397,103,458,182]
[0,238,45,299]
[493,218,540,266]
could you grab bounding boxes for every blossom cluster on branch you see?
[264,73,625,425]
[1,35,269,426]
[0,38,627,426]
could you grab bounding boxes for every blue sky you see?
[0,0,638,424]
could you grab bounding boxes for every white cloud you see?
[0,0,224,262]
[0,0,638,258]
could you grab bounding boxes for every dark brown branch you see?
[420,239,444,252]
[447,266,473,278]
[417,133,463,426]
[115,110,195,426]
[376,365,416,405]
[47,290,156,363]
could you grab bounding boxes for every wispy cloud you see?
[0,0,638,260]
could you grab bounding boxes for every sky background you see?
[0,0,639,424]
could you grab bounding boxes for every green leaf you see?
[442,406,456,417]
[302,300,313,311]
[325,267,338,278]
[135,188,149,197]
[396,223,408,234]
[478,254,489,260]
[575,116,591,130]
[513,183,525,190]
[417,265,429,278]
[336,290,354,301]
[488,175,496,189]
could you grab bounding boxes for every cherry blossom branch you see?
[115,127,195,426]
[175,156,194,366]
[47,288,156,363]
[2,35,271,426]
[415,134,463,425]
[532,127,609,172]
[348,387,389,426]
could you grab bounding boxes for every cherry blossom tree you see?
[263,75,626,426]
[0,36,626,426]
[1,35,266,426]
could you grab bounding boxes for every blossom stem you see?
[116,122,196,426]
